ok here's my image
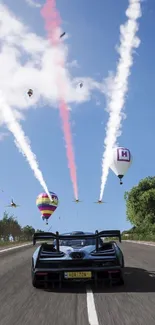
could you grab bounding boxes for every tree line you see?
[0,211,42,242]
[123,176,155,241]
[1,176,155,243]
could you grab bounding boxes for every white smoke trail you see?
[99,0,141,200]
[0,92,51,200]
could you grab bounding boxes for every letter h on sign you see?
[117,148,130,162]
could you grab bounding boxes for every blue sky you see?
[0,0,154,233]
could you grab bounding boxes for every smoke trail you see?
[99,0,141,200]
[0,92,51,199]
[41,0,78,199]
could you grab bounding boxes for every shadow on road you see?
[94,267,155,293]
[42,267,155,293]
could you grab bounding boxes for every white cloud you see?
[25,0,41,8]
[0,2,106,198]
[0,3,105,122]
[67,60,80,69]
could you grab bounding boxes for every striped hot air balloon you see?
[36,191,59,225]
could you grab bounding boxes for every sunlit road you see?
[0,242,155,325]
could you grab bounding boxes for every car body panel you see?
[31,230,124,287]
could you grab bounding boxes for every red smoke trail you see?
[41,0,78,199]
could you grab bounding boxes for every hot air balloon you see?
[36,192,59,225]
[110,147,132,185]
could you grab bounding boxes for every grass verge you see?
[0,241,31,249]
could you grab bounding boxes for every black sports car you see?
[32,230,124,288]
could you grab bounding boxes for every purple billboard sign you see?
[117,148,131,162]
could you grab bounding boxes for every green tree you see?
[0,212,44,243]
[0,219,4,240]
[22,225,35,241]
[0,211,22,241]
[124,176,155,229]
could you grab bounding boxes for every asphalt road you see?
[0,242,155,325]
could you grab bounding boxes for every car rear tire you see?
[32,276,40,288]
[31,268,40,288]
[118,274,124,285]
[122,256,125,268]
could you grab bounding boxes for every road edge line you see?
[123,240,155,247]
[0,243,32,253]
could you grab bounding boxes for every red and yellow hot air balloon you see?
[36,191,59,225]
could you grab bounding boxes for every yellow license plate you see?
[64,271,92,279]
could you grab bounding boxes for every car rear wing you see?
[32,230,121,251]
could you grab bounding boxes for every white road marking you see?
[0,243,32,253]
[124,240,155,247]
[86,288,99,325]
